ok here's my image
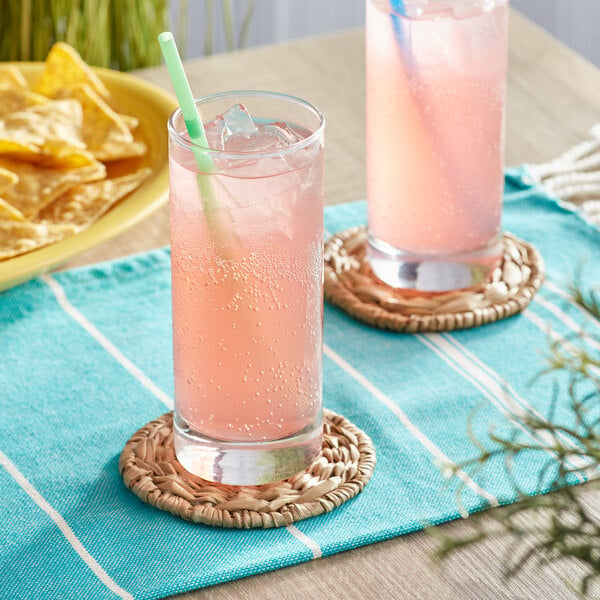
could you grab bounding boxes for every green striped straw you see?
[158,32,210,164]
[158,31,219,221]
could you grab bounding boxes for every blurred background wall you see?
[174,0,600,67]
[514,0,600,66]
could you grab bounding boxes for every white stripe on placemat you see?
[41,274,173,410]
[534,295,600,352]
[544,281,600,324]
[418,335,587,479]
[286,524,322,559]
[42,275,325,558]
[437,333,592,477]
[416,333,587,482]
[0,450,134,600]
[323,343,499,510]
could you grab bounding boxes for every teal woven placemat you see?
[0,166,598,599]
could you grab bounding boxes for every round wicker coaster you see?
[324,228,545,333]
[119,409,376,529]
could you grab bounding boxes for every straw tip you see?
[158,31,174,44]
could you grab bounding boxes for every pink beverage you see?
[168,92,325,485]
[366,0,509,291]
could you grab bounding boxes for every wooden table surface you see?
[63,10,600,600]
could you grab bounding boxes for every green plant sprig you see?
[0,0,257,69]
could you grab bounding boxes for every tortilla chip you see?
[0,167,18,194]
[37,168,152,229]
[0,157,106,218]
[70,84,146,161]
[120,114,139,131]
[33,42,111,101]
[0,66,28,89]
[0,219,77,260]
[0,99,97,168]
[0,88,49,119]
[0,198,25,221]
[2,99,85,147]
[95,138,146,162]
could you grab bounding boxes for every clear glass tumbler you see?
[366,0,509,291]
[168,91,325,485]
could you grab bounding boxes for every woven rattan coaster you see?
[120,409,376,529]
[324,227,545,333]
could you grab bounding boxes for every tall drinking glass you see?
[168,91,325,485]
[366,0,509,291]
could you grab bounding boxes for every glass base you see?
[366,232,503,292]
[174,415,323,486]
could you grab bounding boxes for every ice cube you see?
[221,113,304,155]
[204,115,226,151]
[222,103,258,137]
[453,0,498,18]
[264,122,301,145]
[235,122,302,154]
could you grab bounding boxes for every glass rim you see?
[167,90,325,160]
[369,0,508,18]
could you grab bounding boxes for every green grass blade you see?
[177,0,188,57]
[204,0,214,56]
[238,0,255,49]
[20,0,31,60]
[221,0,234,52]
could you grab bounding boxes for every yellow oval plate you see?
[0,63,177,293]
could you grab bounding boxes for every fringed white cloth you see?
[527,124,600,225]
